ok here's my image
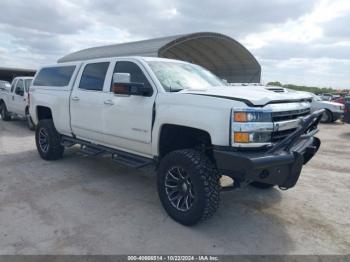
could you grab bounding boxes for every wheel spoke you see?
[176,195,184,209]
[169,191,180,201]
[165,182,178,188]
[184,195,189,210]
[177,167,185,179]
[168,170,179,181]
[38,128,49,153]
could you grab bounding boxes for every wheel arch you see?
[36,106,53,121]
[157,124,212,159]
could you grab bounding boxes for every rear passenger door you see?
[70,61,111,144]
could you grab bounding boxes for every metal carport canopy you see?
[0,67,36,82]
[58,32,261,83]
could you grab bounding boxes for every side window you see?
[33,66,76,87]
[79,62,110,91]
[24,79,32,93]
[15,80,24,96]
[11,79,17,93]
[112,61,152,94]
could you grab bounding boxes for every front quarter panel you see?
[152,93,246,156]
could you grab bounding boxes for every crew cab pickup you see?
[29,57,323,225]
[0,76,35,129]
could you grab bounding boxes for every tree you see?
[267,81,282,87]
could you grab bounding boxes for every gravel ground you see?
[0,118,349,255]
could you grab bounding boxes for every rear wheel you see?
[250,182,275,189]
[157,149,220,226]
[0,103,11,121]
[320,110,333,123]
[35,119,64,160]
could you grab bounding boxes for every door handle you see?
[104,100,114,105]
[71,96,80,101]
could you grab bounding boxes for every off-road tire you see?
[320,109,333,123]
[157,149,220,226]
[35,119,64,160]
[250,182,275,189]
[0,103,11,121]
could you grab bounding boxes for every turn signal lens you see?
[234,132,249,143]
[234,112,247,122]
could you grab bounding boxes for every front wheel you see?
[320,110,333,123]
[35,119,64,160]
[0,103,11,121]
[157,149,220,226]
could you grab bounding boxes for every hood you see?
[181,85,312,106]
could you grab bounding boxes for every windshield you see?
[24,79,32,92]
[147,61,225,92]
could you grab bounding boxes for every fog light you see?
[234,132,249,143]
[234,132,272,143]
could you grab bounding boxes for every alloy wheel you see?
[165,167,195,212]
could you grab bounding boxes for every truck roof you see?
[39,56,190,68]
[13,76,34,80]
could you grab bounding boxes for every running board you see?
[80,145,104,156]
[112,152,153,168]
[61,136,154,169]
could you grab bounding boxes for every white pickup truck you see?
[0,76,35,129]
[29,56,324,225]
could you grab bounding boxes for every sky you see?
[0,0,349,88]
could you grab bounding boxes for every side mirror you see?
[112,73,152,96]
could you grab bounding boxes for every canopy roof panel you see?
[0,67,36,82]
[58,32,261,83]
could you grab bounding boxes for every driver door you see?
[12,79,26,114]
[102,60,156,156]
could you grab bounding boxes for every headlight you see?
[231,109,273,146]
[233,110,271,122]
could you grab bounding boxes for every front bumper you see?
[213,109,324,189]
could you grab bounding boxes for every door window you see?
[33,66,76,87]
[11,79,17,92]
[112,61,152,95]
[79,62,110,91]
[15,80,24,96]
[24,79,33,93]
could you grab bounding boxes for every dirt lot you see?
[0,119,349,255]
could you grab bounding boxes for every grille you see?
[272,108,310,122]
[272,128,296,142]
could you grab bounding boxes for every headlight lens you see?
[231,109,273,146]
[233,110,271,122]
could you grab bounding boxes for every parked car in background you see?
[0,80,11,91]
[309,93,344,123]
[29,56,323,225]
[0,76,35,130]
[319,93,333,101]
[265,87,344,123]
[342,97,350,124]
